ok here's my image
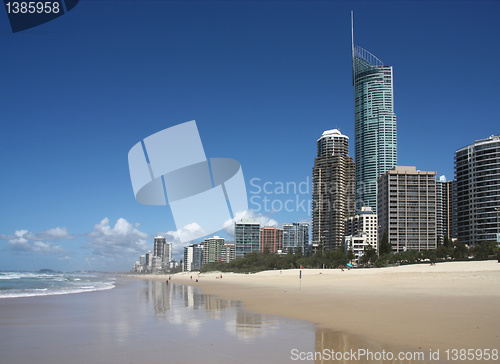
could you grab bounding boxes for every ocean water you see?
[0,271,115,298]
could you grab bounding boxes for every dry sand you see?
[134,260,500,353]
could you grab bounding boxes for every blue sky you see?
[0,1,499,272]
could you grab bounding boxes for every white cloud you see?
[223,210,278,236]
[85,217,149,258]
[157,222,208,258]
[1,228,69,255]
[27,227,76,241]
[32,241,66,254]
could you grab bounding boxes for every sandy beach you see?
[0,278,320,364]
[135,260,500,356]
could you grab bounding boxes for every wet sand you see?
[140,260,500,355]
[0,278,321,363]
[2,261,498,363]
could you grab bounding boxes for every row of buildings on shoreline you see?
[309,14,499,257]
[132,14,499,272]
[132,221,310,273]
[132,133,499,273]
[181,221,310,272]
[311,124,499,261]
[132,236,179,273]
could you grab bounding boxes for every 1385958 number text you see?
[5,2,60,14]
[445,348,498,361]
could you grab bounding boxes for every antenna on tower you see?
[351,11,354,58]
[351,11,355,85]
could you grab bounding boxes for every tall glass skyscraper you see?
[352,13,397,212]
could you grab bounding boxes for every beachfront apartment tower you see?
[261,227,283,253]
[455,135,500,245]
[352,13,397,212]
[283,222,309,254]
[145,251,153,272]
[344,206,378,249]
[153,236,173,269]
[203,236,225,265]
[312,129,355,250]
[153,236,166,259]
[183,243,204,272]
[192,244,204,271]
[344,207,378,261]
[221,242,235,263]
[183,246,193,272]
[202,236,235,264]
[436,176,454,243]
[235,219,261,259]
[378,166,437,252]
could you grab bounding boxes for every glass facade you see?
[455,136,500,245]
[235,219,261,258]
[352,45,397,212]
[282,222,309,254]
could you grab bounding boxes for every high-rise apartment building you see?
[145,251,153,272]
[378,166,437,252]
[352,14,397,212]
[192,244,204,271]
[183,245,193,272]
[436,176,454,243]
[203,236,225,264]
[153,236,173,269]
[202,236,235,264]
[312,129,355,250]
[455,135,500,245]
[235,219,261,258]
[283,222,309,254]
[184,243,204,272]
[345,206,378,249]
[151,256,163,273]
[344,207,378,261]
[153,236,166,260]
[165,242,172,265]
[221,243,235,263]
[260,227,283,253]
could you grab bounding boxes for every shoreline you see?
[1,278,319,364]
[127,260,500,353]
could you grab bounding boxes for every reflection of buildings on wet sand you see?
[315,328,428,364]
[221,310,280,341]
[142,280,172,316]
[237,311,279,340]
[140,280,281,340]
[144,280,237,316]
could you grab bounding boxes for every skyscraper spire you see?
[352,14,397,213]
[351,11,354,83]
